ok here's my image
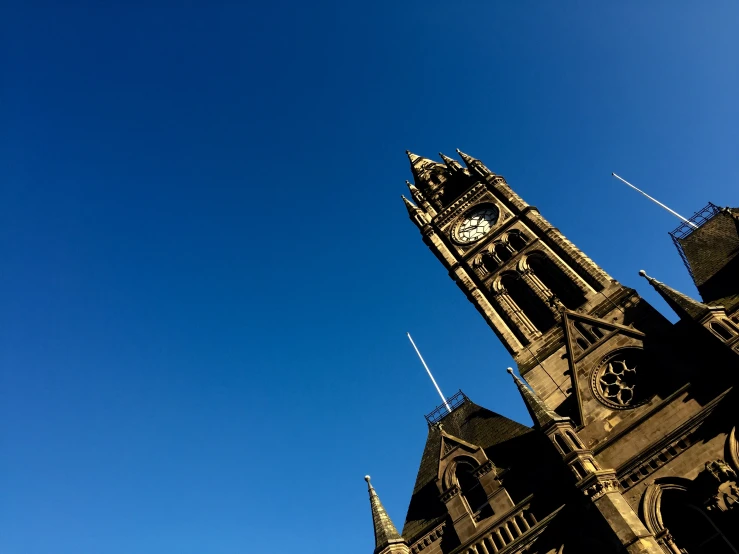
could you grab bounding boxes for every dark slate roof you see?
[711,292,739,315]
[401,398,534,541]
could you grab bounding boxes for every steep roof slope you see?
[401,398,534,540]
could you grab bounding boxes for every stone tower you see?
[366,151,739,554]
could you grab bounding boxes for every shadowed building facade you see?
[365,151,739,554]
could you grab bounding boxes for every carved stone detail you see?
[590,348,647,410]
[472,460,496,479]
[582,472,620,501]
[439,484,460,503]
[704,459,739,512]
[727,427,739,473]
[434,184,488,228]
[585,479,620,501]
[409,522,446,554]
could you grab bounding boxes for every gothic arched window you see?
[527,254,586,310]
[481,252,498,273]
[500,272,556,333]
[507,231,528,252]
[495,243,513,263]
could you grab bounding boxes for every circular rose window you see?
[591,349,646,409]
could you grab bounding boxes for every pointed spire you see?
[456,148,492,175]
[406,150,422,166]
[455,148,474,164]
[507,367,568,430]
[406,150,446,185]
[455,148,479,167]
[439,152,462,171]
[365,476,405,553]
[406,180,421,199]
[402,194,417,214]
[639,270,712,320]
[402,195,429,225]
[406,150,439,170]
[406,181,437,218]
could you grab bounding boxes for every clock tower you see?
[387,150,739,554]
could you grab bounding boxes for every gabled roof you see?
[401,398,534,541]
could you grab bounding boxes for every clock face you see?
[455,206,499,244]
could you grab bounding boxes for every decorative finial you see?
[506,367,514,374]
[365,475,371,483]
[638,269,647,277]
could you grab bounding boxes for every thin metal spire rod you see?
[611,173,698,228]
[407,333,452,414]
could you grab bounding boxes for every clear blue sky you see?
[2,2,737,552]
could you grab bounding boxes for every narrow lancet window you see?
[528,254,586,309]
[501,273,556,333]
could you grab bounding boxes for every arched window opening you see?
[500,273,556,333]
[576,337,589,350]
[495,243,513,263]
[661,490,737,553]
[507,231,528,252]
[481,252,498,273]
[528,255,586,310]
[725,319,739,333]
[553,433,572,454]
[591,326,604,339]
[455,462,492,520]
[566,431,583,449]
[711,322,734,341]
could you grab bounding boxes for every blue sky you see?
[1,2,737,553]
